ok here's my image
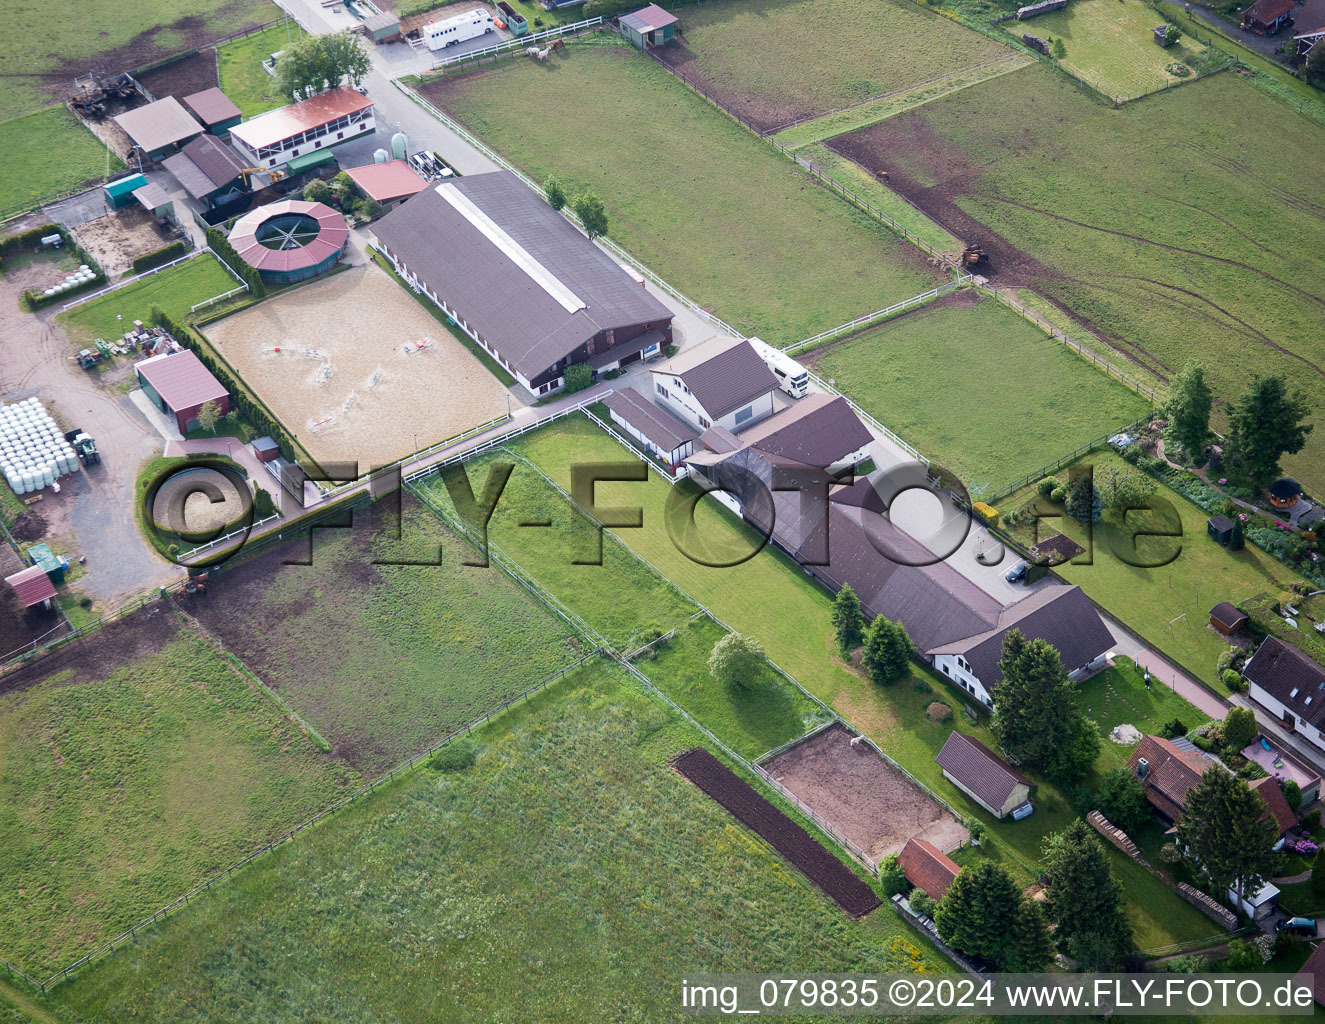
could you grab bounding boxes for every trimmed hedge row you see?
[205,227,265,299]
[131,240,192,275]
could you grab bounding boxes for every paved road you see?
[1158,0,1292,55]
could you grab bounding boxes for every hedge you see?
[4,224,107,309]
[131,240,191,275]
[206,227,265,299]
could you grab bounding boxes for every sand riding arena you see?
[200,265,511,467]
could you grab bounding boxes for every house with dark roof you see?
[604,388,697,471]
[1298,940,1325,1006]
[1296,23,1325,59]
[935,731,1033,818]
[374,172,674,396]
[1244,635,1325,755]
[181,88,243,136]
[927,584,1115,707]
[651,336,778,432]
[1241,0,1294,33]
[733,394,873,474]
[162,134,249,208]
[898,838,960,900]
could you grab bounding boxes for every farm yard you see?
[824,66,1325,494]
[651,0,1015,133]
[0,608,357,977]
[72,207,178,278]
[200,265,511,467]
[185,496,585,773]
[30,663,947,1022]
[421,35,945,344]
[804,289,1152,497]
[0,108,121,218]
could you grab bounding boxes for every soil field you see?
[187,495,585,773]
[652,0,1012,133]
[135,50,220,102]
[674,745,882,917]
[73,208,178,277]
[201,265,511,468]
[824,66,1325,493]
[762,722,967,865]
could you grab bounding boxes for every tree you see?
[1221,706,1257,753]
[1226,373,1314,490]
[832,584,865,655]
[196,400,222,435]
[1176,766,1282,908]
[1163,23,1182,46]
[318,30,372,88]
[1228,516,1245,551]
[1099,465,1156,515]
[1096,767,1152,834]
[1007,899,1055,972]
[1051,37,1067,58]
[862,616,911,685]
[1312,847,1325,896]
[545,176,567,211]
[1160,717,1188,739]
[572,191,609,238]
[933,863,1022,967]
[1066,473,1102,524]
[1041,820,1133,968]
[252,487,279,520]
[1050,713,1101,786]
[879,853,907,897]
[276,32,370,98]
[991,630,1094,777]
[908,891,937,918]
[1305,39,1325,89]
[709,632,765,689]
[562,362,592,393]
[303,178,332,203]
[358,198,383,221]
[1283,779,1302,813]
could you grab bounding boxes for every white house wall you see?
[1250,683,1325,753]
[933,654,993,707]
[653,375,774,432]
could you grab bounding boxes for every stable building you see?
[898,838,960,901]
[619,4,678,48]
[4,565,56,612]
[604,388,697,472]
[134,350,230,433]
[935,731,1033,819]
[181,88,243,136]
[651,335,778,432]
[114,97,204,163]
[229,87,375,170]
[343,160,429,211]
[373,171,674,395]
[163,134,250,208]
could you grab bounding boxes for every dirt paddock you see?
[763,722,968,866]
[73,207,176,277]
[201,265,512,468]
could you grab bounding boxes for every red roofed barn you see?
[229,87,375,170]
[898,838,960,900]
[135,351,230,434]
[5,565,56,610]
[1241,0,1294,34]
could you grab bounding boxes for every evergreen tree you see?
[1041,820,1133,969]
[1007,898,1055,972]
[992,631,1094,777]
[1165,361,1212,464]
[1176,766,1282,907]
[933,863,1022,966]
[1066,472,1102,524]
[831,584,865,655]
[1221,706,1257,753]
[862,616,911,685]
[1226,373,1314,490]
[1228,517,1245,551]
[1095,767,1151,834]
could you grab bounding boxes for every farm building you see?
[163,135,250,208]
[619,4,678,49]
[1208,601,1247,636]
[731,394,872,475]
[4,565,56,611]
[228,87,376,170]
[897,838,960,900]
[934,731,1033,819]
[250,436,281,463]
[103,173,149,210]
[373,171,674,396]
[1244,635,1325,754]
[1241,0,1294,34]
[114,96,204,163]
[604,388,697,472]
[361,11,402,43]
[1296,24,1325,58]
[134,350,231,433]
[181,88,243,136]
[132,182,175,224]
[228,200,348,284]
[26,543,68,585]
[343,160,429,211]
[651,335,778,432]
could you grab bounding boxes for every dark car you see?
[1004,560,1029,584]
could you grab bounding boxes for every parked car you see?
[1005,560,1029,584]
[1277,916,1316,935]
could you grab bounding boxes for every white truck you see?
[748,337,810,398]
[424,8,495,50]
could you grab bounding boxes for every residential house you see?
[898,838,960,900]
[1244,635,1325,755]
[1298,941,1325,1006]
[1241,0,1294,33]
[935,731,1033,819]
[1296,24,1325,59]
[651,336,777,433]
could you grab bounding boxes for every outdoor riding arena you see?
[762,723,968,867]
[201,264,511,466]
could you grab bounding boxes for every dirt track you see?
[135,50,220,102]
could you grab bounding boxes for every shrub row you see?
[131,240,191,275]
[205,227,265,299]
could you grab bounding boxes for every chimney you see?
[1136,757,1150,780]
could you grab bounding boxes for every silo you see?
[374,148,389,163]
[391,132,408,161]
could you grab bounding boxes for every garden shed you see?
[362,11,402,43]
[182,88,243,136]
[1269,477,1303,510]
[1207,514,1235,545]
[1208,601,1247,636]
[103,173,149,210]
[619,5,678,49]
[4,566,55,611]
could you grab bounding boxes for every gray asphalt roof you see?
[114,97,203,153]
[163,135,247,199]
[605,387,697,453]
[373,172,672,380]
[738,394,873,467]
[935,732,1029,809]
[652,336,778,420]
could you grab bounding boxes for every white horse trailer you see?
[424,8,495,50]
[748,337,809,398]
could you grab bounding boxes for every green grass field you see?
[0,108,121,217]
[1004,450,1315,694]
[827,66,1325,493]
[659,0,1013,131]
[805,291,1152,497]
[187,500,586,774]
[0,612,357,977]
[217,21,305,117]
[1079,658,1213,773]
[29,663,947,1022]
[1008,0,1216,99]
[421,36,944,344]
[0,0,277,122]
[503,416,1218,950]
[58,254,240,348]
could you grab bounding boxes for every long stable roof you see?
[5,565,56,608]
[114,96,203,153]
[651,336,778,420]
[343,160,428,204]
[605,387,698,454]
[230,87,373,151]
[182,87,242,127]
[373,171,672,380]
[736,393,873,467]
[229,199,348,274]
[163,134,248,199]
[135,350,229,411]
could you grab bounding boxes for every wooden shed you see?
[1207,514,1235,545]
[1209,601,1248,636]
[619,4,678,49]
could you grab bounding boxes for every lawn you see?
[823,66,1325,493]
[1079,657,1213,773]
[413,451,699,650]
[502,415,1220,950]
[217,21,306,117]
[653,0,1013,132]
[30,663,948,1022]
[0,610,358,977]
[0,0,277,122]
[1003,450,1315,694]
[58,254,240,349]
[804,290,1153,498]
[1006,0,1218,100]
[634,616,833,760]
[0,107,122,217]
[421,35,944,344]
[186,497,587,773]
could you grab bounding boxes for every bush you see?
[879,853,907,897]
[1222,671,1247,694]
[303,179,332,203]
[1216,649,1234,675]
[252,487,280,520]
[1160,717,1188,739]
[130,240,190,274]
[1284,779,1303,813]
[1222,939,1261,972]
[1305,808,1322,830]
[1036,477,1060,497]
[914,678,931,694]
[1167,953,1207,973]
[908,891,937,918]
[1050,485,1067,503]
[562,362,593,394]
[429,739,478,772]
[1159,842,1182,865]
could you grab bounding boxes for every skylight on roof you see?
[1291,688,1300,698]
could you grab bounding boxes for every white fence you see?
[58,248,210,312]
[431,17,602,67]
[191,284,248,312]
[783,277,970,356]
